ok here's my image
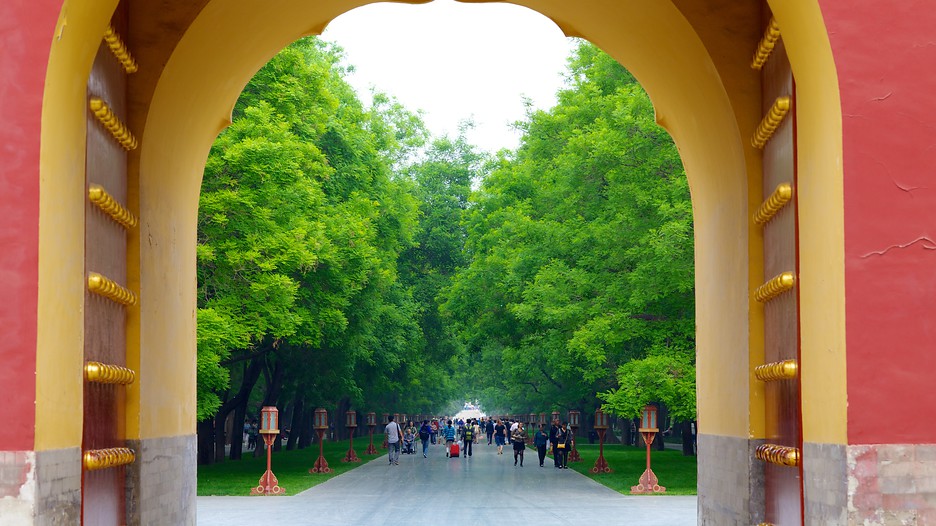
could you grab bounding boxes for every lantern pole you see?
[591,408,612,474]
[364,412,378,455]
[568,410,582,462]
[309,408,331,474]
[343,410,360,463]
[250,406,285,495]
[631,405,666,493]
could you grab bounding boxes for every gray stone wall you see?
[804,442,847,525]
[126,434,197,526]
[0,450,35,525]
[846,443,936,525]
[697,433,764,525]
[35,448,81,526]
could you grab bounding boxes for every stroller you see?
[402,430,416,454]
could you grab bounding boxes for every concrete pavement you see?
[197,440,697,525]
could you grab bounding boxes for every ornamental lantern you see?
[640,405,658,432]
[569,410,580,428]
[529,413,537,426]
[539,413,546,426]
[594,408,609,429]
[551,411,560,424]
[393,413,400,424]
[591,407,612,474]
[309,408,331,474]
[314,408,328,430]
[260,406,279,434]
[364,411,378,455]
[343,410,360,463]
[401,413,408,424]
[631,405,665,494]
[250,406,284,495]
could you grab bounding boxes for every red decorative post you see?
[309,408,331,474]
[381,413,389,449]
[551,411,560,426]
[342,410,360,463]
[528,413,537,444]
[364,411,378,455]
[539,413,546,428]
[250,406,285,495]
[568,410,582,462]
[631,405,666,493]
[591,408,612,473]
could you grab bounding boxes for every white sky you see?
[320,0,577,154]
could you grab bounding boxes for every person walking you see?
[462,419,474,458]
[534,423,549,467]
[511,422,526,466]
[494,419,507,455]
[385,414,403,465]
[549,419,561,468]
[486,417,495,445]
[444,419,457,457]
[555,422,573,469]
[419,420,432,458]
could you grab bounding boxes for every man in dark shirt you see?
[549,419,561,468]
[486,418,495,445]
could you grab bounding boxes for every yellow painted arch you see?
[36,0,844,449]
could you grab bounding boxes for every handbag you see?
[556,443,566,449]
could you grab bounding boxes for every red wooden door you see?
[83,5,135,524]
[753,7,804,525]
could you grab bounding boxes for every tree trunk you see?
[681,420,696,456]
[229,397,248,460]
[211,354,264,462]
[286,391,304,451]
[298,407,314,449]
[197,418,215,465]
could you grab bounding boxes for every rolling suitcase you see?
[449,442,460,458]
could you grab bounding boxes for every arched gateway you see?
[1,1,933,524]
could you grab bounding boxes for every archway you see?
[28,0,844,523]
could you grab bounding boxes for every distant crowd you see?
[383,415,575,468]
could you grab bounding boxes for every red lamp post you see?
[381,413,389,449]
[631,405,666,493]
[309,408,331,474]
[568,410,582,462]
[364,412,378,455]
[528,413,537,444]
[342,410,360,463]
[250,406,285,495]
[591,408,612,473]
[539,413,546,428]
[551,411,560,426]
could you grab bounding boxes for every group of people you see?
[382,414,575,469]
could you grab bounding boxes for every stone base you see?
[697,434,765,525]
[126,434,196,526]
[846,443,936,525]
[804,442,847,525]
[0,448,81,526]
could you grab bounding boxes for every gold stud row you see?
[88,272,138,306]
[103,25,138,74]
[754,359,798,382]
[89,97,138,150]
[754,271,795,303]
[752,96,791,149]
[754,183,793,226]
[88,184,137,229]
[84,361,136,385]
[83,447,136,471]
[755,444,800,467]
[751,17,781,70]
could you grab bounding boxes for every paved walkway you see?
[197,442,697,525]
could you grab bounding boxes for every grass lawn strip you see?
[568,443,697,496]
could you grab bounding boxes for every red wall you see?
[0,0,59,450]
[822,0,936,444]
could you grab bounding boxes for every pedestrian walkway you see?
[197,441,697,525]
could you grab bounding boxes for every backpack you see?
[419,424,431,440]
[463,427,474,441]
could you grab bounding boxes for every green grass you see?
[567,443,697,495]
[197,434,387,496]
